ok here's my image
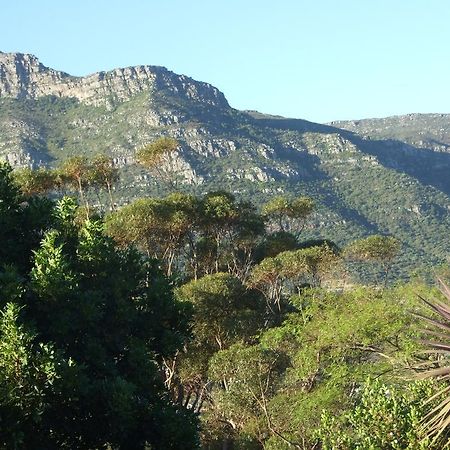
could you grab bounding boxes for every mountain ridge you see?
[0,51,228,109]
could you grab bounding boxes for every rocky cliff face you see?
[0,51,229,109]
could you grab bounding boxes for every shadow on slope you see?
[248,111,450,198]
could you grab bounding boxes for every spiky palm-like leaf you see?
[416,281,450,444]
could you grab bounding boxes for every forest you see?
[0,138,449,449]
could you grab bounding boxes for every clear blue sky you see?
[1,0,449,123]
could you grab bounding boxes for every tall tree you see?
[344,235,400,286]
[262,195,314,238]
[58,156,91,214]
[171,273,264,420]
[136,137,180,189]
[89,154,119,211]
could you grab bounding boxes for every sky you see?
[1,0,449,123]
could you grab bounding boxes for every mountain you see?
[1,51,449,277]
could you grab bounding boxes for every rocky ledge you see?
[0,51,229,109]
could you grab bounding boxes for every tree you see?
[89,154,119,211]
[58,156,91,214]
[248,256,285,316]
[136,137,180,188]
[208,343,290,449]
[248,244,341,318]
[250,286,422,448]
[106,190,265,280]
[105,194,200,277]
[0,302,64,449]
[344,235,400,286]
[105,197,161,255]
[316,379,438,449]
[262,195,314,238]
[0,162,54,272]
[160,193,200,277]
[255,231,299,261]
[170,273,264,418]
[199,192,265,277]
[278,243,341,289]
[177,272,264,352]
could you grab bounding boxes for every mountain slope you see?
[0,51,449,277]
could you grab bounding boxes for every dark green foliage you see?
[255,231,299,260]
[0,164,199,449]
[0,302,64,449]
[0,162,55,272]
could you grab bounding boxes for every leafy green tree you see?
[262,195,314,238]
[161,192,200,277]
[0,162,54,272]
[248,244,341,317]
[177,273,264,351]
[106,190,265,280]
[0,162,22,268]
[278,243,341,288]
[199,191,241,273]
[0,185,200,448]
[89,154,119,211]
[171,273,264,418]
[136,137,180,188]
[58,156,91,213]
[199,192,265,277]
[248,256,285,315]
[344,234,400,285]
[207,343,290,449]
[0,302,63,449]
[105,193,200,276]
[204,285,422,449]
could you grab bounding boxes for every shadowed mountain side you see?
[251,112,450,197]
[245,110,342,134]
[352,137,450,196]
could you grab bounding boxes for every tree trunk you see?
[106,181,115,211]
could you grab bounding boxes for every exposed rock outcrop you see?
[0,52,229,109]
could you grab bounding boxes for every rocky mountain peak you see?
[0,51,229,109]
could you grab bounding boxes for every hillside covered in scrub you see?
[1,51,450,278]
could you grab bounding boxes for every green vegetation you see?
[1,89,450,280]
[2,158,450,448]
[136,137,180,188]
[1,54,450,447]
[0,162,198,449]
